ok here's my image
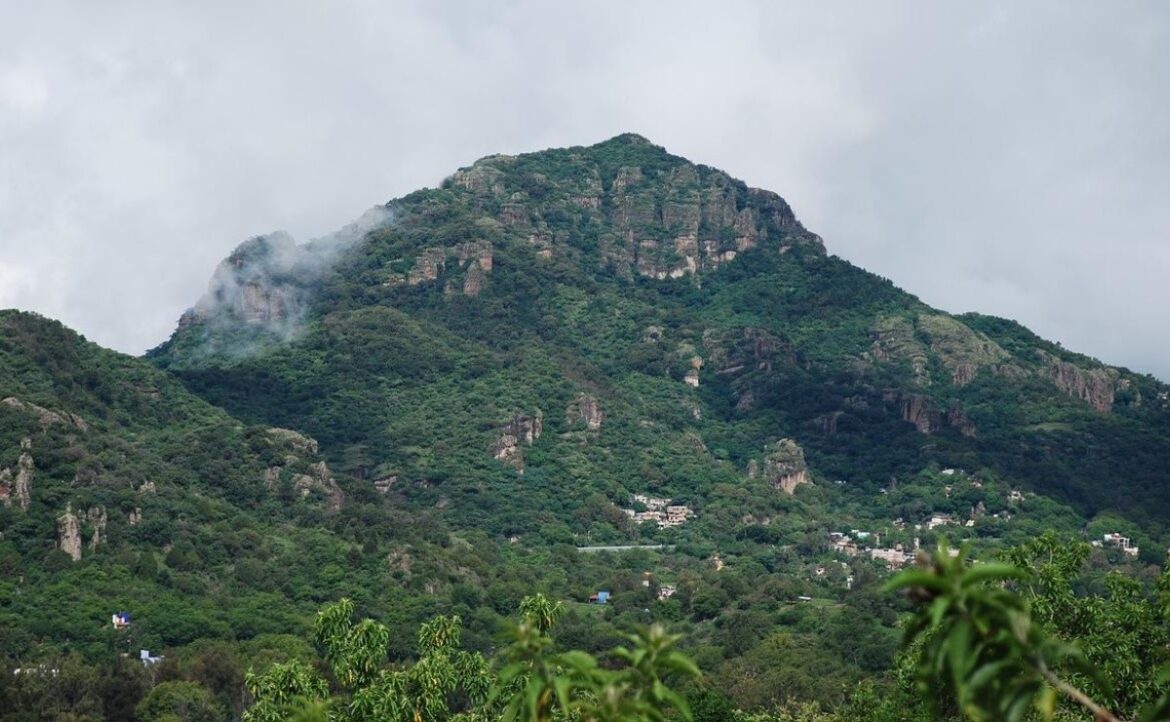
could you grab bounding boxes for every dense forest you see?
[3,135,1170,721]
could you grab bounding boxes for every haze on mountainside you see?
[151,133,1170,528]
[3,133,1170,721]
[2,3,1168,383]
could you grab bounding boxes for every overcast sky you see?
[1,2,1167,379]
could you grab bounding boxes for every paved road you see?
[575,544,674,553]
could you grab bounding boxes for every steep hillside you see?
[0,310,408,657]
[150,134,1170,535]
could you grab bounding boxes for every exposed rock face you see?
[87,506,107,551]
[492,411,543,472]
[871,316,929,385]
[182,208,392,336]
[386,240,495,296]
[265,460,344,510]
[1,397,88,431]
[57,504,82,561]
[816,411,846,435]
[566,394,603,430]
[449,136,823,284]
[947,404,978,437]
[188,233,302,326]
[450,159,507,194]
[128,507,143,526]
[885,392,942,434]
[915,314,1010,386]
[51,503,106,559]
[870,313,1010,388]
[372,475,398,494]
[0,438,34,510]
[408,248,448,285]
[684,357,703,388]
[760,438,811,494]
[266,428,319,455]
[263,429,343,509]
[1041,353,1116,412]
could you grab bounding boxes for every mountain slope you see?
[0,310,377,656]
[150,133,1170,534]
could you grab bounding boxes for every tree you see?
[136,681,223,722]
[886,540,1170,722]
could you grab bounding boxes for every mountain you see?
[151,133,1170,534]
[4,134,1170,718]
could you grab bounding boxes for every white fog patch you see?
[175,205,395,360]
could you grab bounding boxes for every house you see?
[624,496,694,527]
[660,505,692,527]
[112,612,131,630]
[632,494,670,510]
[139,650,164,667]
[657,584,677,601]
[926,514,956,530]
[588,591,611,604]
[829,532,859,557]
[1103,533,1139,557]
[869,545,912,569]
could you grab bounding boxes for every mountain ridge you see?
[147,134,1170,531]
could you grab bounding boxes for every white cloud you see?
[0,1,1166,379]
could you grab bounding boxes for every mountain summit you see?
[151,135,1170,531]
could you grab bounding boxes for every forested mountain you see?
[3,134,1170,721]
[153,133,1170,534]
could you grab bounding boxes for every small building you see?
[829,532,860,557]
[869,545,912,569]
[588,591,611,604]
[1103,533,1139,557]
[112,612,131,630]
[926,514,956,530]
[657,584,677,601]
[139,650,164,667]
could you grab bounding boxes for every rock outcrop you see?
[87,506,107,551]
[870,313,1011,388]
[264,460,343,510]
[448,135,824,285]
[755,439,811,494]
[915,314,1010,386]
[566,395,603,430]
[181,208,392,336]
[684,357,703,388]
[387,240,495,297]
[1,397,88,431]
[57,504,83,561]
[266,428,319,454]
[885,391,942,434]
[947,403,978,437]
[263,428,343,509]
[871,316,930,385]
[55,503,105,561]
[492,411,543,472]
[1041,352,1117,412]
[0,438,34,510]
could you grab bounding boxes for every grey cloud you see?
[0,1,1166,379]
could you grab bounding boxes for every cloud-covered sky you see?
[2,2,1167,379]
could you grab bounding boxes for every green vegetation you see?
[3,135,1170,720]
